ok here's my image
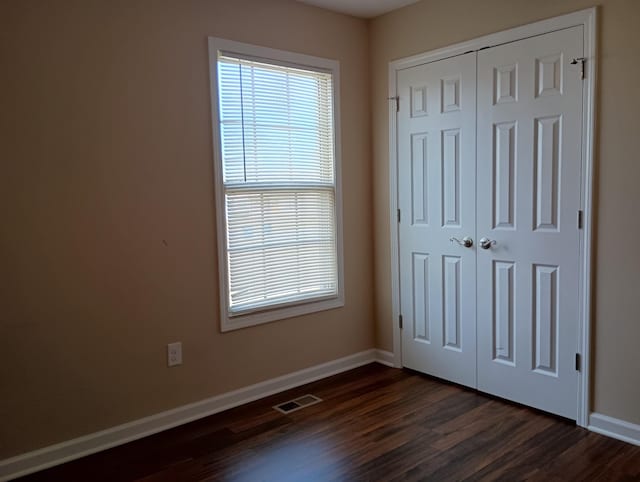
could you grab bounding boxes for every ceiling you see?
[295,0,420,18]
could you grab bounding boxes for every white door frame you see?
[388,7,597,427]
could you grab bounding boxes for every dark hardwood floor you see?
[17,363,640,481]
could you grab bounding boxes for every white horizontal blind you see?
[217,54,338,315]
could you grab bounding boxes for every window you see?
[208,38,344,331]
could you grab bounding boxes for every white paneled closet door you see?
[476,26,584,419]
[397,52,477,388]
[397,26,585,419]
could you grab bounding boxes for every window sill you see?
[220,295,345,332]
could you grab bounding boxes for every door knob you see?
[479,238,497,250]
[450,236,473,248]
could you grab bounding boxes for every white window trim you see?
[208,37,344,332]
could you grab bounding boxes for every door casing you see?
[387,7,597,427]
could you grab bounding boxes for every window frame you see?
[208,37,344,332]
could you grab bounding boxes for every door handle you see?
[479,238,497,250]
[450,236,473,248]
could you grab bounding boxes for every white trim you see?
[588,413,640,446]
[207,37,345,332]
[388,7,597,424]
[388,8,596,72]
[0,349,392,481]
[374,349,396,367]
[388,57,402,369]
[576,8,598,429]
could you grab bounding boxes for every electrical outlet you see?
[167,342,182,367]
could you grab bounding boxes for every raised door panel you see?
[443,255,461,350]
[493,122,516,230]
[493,260,515,364]
[442,129,461,227]
[533,116,561,231]
[411,133,429,225]
[533,264,559,375]
[411,252,430,342]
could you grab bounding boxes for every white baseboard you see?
[588,412,640,446]
[374,349,395,367]
[0,349,394,481]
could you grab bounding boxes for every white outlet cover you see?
[167,342,182,367]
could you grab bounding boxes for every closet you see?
[396,25,585,419]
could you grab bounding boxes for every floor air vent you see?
[274,394,322,414]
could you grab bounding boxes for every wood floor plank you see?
[16,364,640,481]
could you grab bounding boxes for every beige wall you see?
[0,0,373,458]
[371,0,640,424]
[3,0,640,463]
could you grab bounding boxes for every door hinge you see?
[388,95,399,112]
[575,353,581,371]
[397,209,401,223]
[571,57,586,80]
[399,314,403,329]
[578,210,583,229]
